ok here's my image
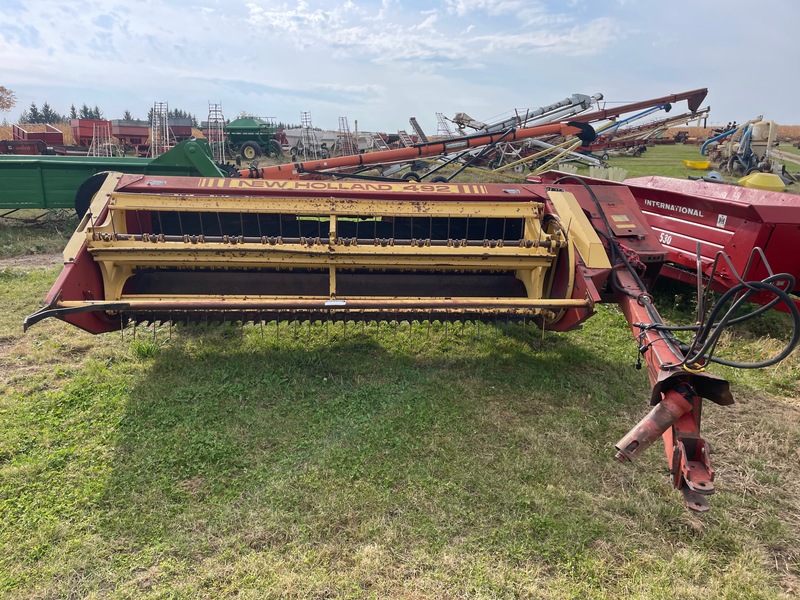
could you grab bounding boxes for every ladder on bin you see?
[337,116,357,156]
[299,111,318,159]
[397,129,414,148]
[88,122,113,157]
[436,112,455,138]
[409,117,429,143]
[150,101,174,158]
[371,132,390,150]
[206,102,226,163]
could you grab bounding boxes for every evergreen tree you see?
[69,104,77,119]
[41,102,61,124]
[166,107,198,126]
[79,103,92,119]
[26,101,42,123]
[123,109,133,120]
[92,105,103,119]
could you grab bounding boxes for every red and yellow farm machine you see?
[26,133,799,511]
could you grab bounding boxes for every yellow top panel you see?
[546,190,611,270]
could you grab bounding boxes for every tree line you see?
[145,107,199,127]
[16,99,199,127]
[18,102,104,123]
[1,87,296,130]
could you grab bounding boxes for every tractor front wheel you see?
[241,142,262,161]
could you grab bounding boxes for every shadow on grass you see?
[96,325,650,575]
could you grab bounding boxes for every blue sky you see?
[1,0,797,133]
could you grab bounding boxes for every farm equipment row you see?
[234,88,709,181]
[701,118,784,177]
[0,89,711,213]
[578,108,712,159]
[25,169,799,512]
[237,121,597,181]
[0,140,228,214]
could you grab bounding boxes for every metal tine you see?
[156,210,164,237]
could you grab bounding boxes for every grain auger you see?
[25,171,799,511]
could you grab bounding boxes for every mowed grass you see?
[2,148,800,598]
[778,144,800,157]
[0,211,76,258]
[2,271,799,598]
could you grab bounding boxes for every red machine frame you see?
[537,172,800,311]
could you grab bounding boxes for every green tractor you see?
[224,116,283,161]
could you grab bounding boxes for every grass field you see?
[1,146,799,598]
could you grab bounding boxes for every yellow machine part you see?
[53,173,610,328]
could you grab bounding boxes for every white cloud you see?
[0,0,797,133]
[445,0,528,17]
[478,17,621,56]
[412,13,439,31]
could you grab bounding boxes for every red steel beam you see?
[612,267,732,512]
[569,89,708,123]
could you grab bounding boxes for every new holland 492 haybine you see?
[24,113,800,512]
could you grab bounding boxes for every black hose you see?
[659,275,800,369]
[552,174,800,370]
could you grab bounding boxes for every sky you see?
[1,0,798,134]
